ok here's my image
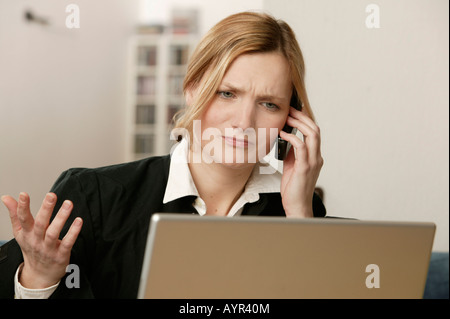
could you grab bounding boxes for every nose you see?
[231,98,256,131]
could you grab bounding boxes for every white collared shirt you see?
[163,137,281,216]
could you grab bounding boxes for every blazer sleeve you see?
[48,158,167,298]
[47,168,98,298]
[0,239,23,298]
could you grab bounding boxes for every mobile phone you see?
[276,91,302,160]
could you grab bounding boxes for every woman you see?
[0,12,324,298]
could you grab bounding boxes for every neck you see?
[188,150,255,216]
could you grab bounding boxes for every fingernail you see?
[74,217,82,226]
[46,193,56,204]
[63,200,72,209]
[19,192,26,203]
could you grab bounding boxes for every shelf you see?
[126,32,198,161]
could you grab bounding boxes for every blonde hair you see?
[173,11,314,135]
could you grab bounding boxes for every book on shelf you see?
[171,8,198,35]
[138,46,157,66]
[170,45,190,66]
[136,104,156,125]
[136,24,165,35]
[134,134,154,154]
[137,76,156,95]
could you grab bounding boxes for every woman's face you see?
[188,52,292,167]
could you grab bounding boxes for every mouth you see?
[222,136,250,148]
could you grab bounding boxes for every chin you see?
[203,152,255,169]
[217,160,256,171]
[199,140,270,167]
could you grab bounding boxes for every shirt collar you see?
[163,138,199,204]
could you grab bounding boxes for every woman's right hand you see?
[1,192,83,289]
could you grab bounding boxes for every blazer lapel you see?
[241,195,268,216]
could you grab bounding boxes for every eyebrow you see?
[220,82,287,102]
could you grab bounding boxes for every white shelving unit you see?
[126,32,198,161]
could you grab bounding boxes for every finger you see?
[16,192,34,233]
[44,200,73,247]
[59,217,83,256]
[289,109,322,160]
[287,111,321,139]
[286,115,320,141]
[289,107,319,133]
[34,193,57,240]
[1,195,21,236]
[286,116,321,158]
[279,130,308,165]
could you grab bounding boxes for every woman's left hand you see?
[279,107,324,218]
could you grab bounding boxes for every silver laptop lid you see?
[138,214,435,299]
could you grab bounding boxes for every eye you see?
[261,102,280,110]
[217,91,235,99]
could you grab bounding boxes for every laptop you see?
[138,213,435,299]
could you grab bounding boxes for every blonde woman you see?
[0,12,324,298]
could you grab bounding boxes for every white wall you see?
[264,0,449,251]
[0,0,140,239]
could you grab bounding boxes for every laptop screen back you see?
[138,214,435,299]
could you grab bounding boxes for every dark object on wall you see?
[24,9,49,26]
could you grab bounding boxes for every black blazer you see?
[0,155,326,298]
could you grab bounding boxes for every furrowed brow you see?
[221,82,286,102]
